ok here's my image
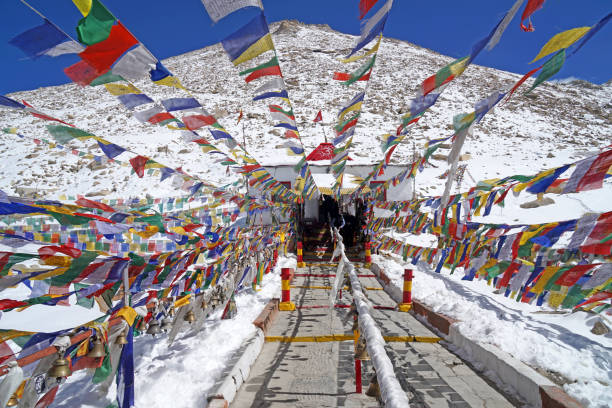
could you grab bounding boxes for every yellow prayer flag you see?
[115,306,138,326]
[104,83,141,96]
[531,27,591,63]
[174,295,191,309]
[233,34,275,66]
[76,339,89,357]
[154,76,186,90]
[531,266,560,294]
[340,35,382,64]
[72,0,92,16]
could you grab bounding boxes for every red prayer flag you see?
[79,21,138,72]
[359,0,379,19]
[183,114,217,130]
[245,65,282,83]
[237,109,243,124]
[520,0,546,32]
[75,197,116,213]
[504,66,542,104]
[147,112,175,125]
[313,110,322,123]
[129,155,149,178]
[555,264,597,287]
[64,59,105,86]
[575,150,612,192]
[574,291,612,309]
[34,386,59,408]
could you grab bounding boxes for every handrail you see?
[332,228,410,407]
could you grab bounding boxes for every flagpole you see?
[320,122,328,143]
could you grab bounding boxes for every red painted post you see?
[273,248,278,267]
[398,268,413,312]
[279,267,295,311]
[364,241,371,266]
[355,359,362,393]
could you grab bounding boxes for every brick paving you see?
[232,264,516,407]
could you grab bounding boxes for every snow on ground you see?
[372,253,612,408]
[48,255,294,408]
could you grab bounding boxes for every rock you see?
[85,189,111,197]
[591,319,610,335]
[431,154,448,161]
[459,153,471,161]
[157,146,169,153]
[520,196,555,209]
[178,148,190,154]
[547,152,555,158]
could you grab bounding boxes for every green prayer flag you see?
[46,125,94,144]
[89,72,123,86]
[49,251,98,287]
[92,344,111,383]
[76,0,116,46]
[239,56,279,76]
[344,55,376,86]
[526,49,566,94]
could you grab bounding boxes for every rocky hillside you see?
[1,19,610,200]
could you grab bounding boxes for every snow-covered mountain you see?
[1,19,610,201]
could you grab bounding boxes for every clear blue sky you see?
[1,0,610,95]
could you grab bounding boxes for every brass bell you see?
[184,309,196,324]
[87,337,106,358]
[146,319,161,336]
[161,317,173,332]
[200,298,207,310]
[137,318,147,332]
[48,352,71,378]
[355,338,370,361]
[365,372,381,399]
[6,393,19,407]
[115,330,128,345]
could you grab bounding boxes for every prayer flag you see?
[10,19,83,58]
[46,125,94,144]
[254,77,284,94]
[64,59,105,86]
[253,89,288,101]
[359,0,379,19]
[79,21,138,72]
[115,326,134,408]
[348,0,393,57]
[570,13,612,57]
[239,56,281,83]
[222,12,270,65]
[74,0,117,45]
[182,114,217,130]
[111,44,157,81]
[201,0,263,23]
[129,155,149,178]
[487,0,524,51]
[118,94,152,110]
[161,98,201,112]
[237,109,243,124]
[97,140,125,158]
[313,110,322,123]
[531,27,591,63]
[520,0,545,32]
[525,49,565,94]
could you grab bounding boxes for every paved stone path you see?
[233,264,516,407]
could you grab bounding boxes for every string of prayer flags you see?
[200,0,263,24]
[9,19,84,58]
[520,0,546,32]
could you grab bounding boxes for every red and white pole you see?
[398,268,413,312]
[364,241,371,267]
[279,267,295,311]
